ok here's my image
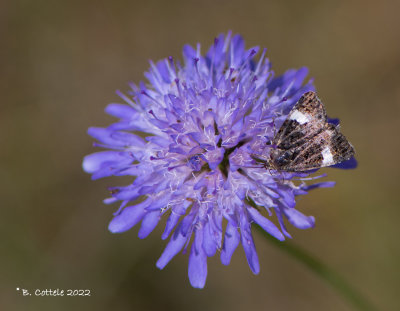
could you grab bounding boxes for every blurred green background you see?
[2,0,399,310]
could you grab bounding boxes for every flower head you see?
[83,33,352,288]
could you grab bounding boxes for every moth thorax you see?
[270,149,291,168]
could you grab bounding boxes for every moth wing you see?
[276,124,355,171]
[327,124,355,165]
[273,91,326,147]
[273,91,326,150]
[290,91,327,123]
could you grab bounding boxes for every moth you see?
[253,91,355,172]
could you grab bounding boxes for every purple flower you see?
[83,32,349,288]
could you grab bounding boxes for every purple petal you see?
[161,204,188,240]
[331,156,358,169]
[108,203,147,233]
[221,221,240,265]
[90,166,123,180]
[240,217,260,274]
[146,136,170,147]
[110,131,145,146]
[204,148,224,170]
[267,67,308,95]
[230,34,245,68]
[327,117,340,126]
[188,229,208,288]
[193,175,208,190]
[144,194,171,211]
[247,207,284,241]
[162,212,181,240]
[112,186,140,201]
[303,181,336,191]
[240,227,260,274]
[277,188,296,208]
[183,44,196,64]
[156,230,187,269]
[202,221,217,257]
[82,151,132,174]
[189,155,204,172]
[138,211,161,239]
[88,127,122,146]
[180,209,197,237]
[291,67,309,90]
[206,33,226,66]
[105,103,137,119]
[275,209,292,238]
[156,59,171,83]
[283,207,315,229]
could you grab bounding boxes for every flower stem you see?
[254,225,376,311]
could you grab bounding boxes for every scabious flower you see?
[83,32,354,288]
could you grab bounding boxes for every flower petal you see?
[327,117,340,126]
[105,103,137,119]
[202,221,217,257]
[156,229,187,270]
[108,203,147,233]
[283,207,315,229]
[303,181,336,191]
[188,229,207,288]
[241,229,260,275]
[161,203,188,240]
[162,212,181,240]
[82,151,132,174]
[275,208,292,238]
[220,221,240,265]
[138,211,161,239]
[331,156,358,169]
[247,207,284,241]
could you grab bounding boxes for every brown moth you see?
[253,91,355,172]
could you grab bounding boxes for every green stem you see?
[255,225,377,311]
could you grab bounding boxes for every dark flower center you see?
[218,138,249,178]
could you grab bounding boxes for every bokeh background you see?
[2,0,399,310]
